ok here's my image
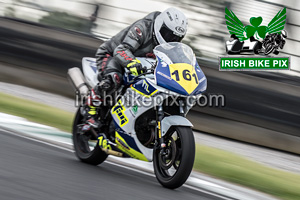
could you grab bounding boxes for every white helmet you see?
[281,30,287,38]
[154,8,188,44]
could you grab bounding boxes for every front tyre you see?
[264,43,274,55]
[72,108,108,165]
[153,126,195,189]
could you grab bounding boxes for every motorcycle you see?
[262,33,286,55]
[68,42,207,189]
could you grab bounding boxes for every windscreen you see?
[154,42,195,65]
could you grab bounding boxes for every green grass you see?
[1,92,300,200]
[194,145,300,200]
[0,92,74,132]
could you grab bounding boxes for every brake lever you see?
[126,67,154,76]
[132,71,154,81]
[126,68,154,83]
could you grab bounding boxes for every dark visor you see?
[159,24,184,42]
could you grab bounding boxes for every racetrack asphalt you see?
[1,81,299,174]
[0,130,223,200]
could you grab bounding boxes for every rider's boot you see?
[82,88,102,129]
[82,77,113,130]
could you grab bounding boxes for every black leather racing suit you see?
[95,11,160,92]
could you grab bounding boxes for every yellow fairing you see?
[169,63,199,94]
[115,132,148,161]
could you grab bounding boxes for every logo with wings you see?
[225,7,287,55]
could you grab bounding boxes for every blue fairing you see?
[155,57,187,95]
[132,79,157,96]
[155,56,207,95]
[113,120,142,153]
[86,59,97,73]
[191,62,207,95]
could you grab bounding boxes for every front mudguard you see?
[161,116,193,137]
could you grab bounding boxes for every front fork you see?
[156,104,166,155]
[156,99,185,155]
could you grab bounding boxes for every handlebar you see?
[126,66,155,77]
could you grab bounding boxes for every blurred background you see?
[0,0,299,153]
[1,0,300,68]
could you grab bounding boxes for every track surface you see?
[1,81,299,174]
[0,130,222,200]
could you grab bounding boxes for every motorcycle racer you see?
[262,30,287,55]
[83,8,188,128]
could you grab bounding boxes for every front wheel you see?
[264,43,275,55]
[153,126,195,189]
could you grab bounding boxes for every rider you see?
[84,8,188,128]
[276,30,287,49]
[263,30,287,53]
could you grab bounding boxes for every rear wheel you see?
[72,108,108,165]
[153,126,195,189]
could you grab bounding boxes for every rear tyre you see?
[72,108,108,165]
[153,126,195,189]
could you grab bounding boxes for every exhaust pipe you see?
[101,148,123,157]
[67,67,89,96]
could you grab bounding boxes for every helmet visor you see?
[159,24,184,42]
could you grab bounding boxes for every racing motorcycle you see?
[262,31,287,55]
[68,42,207,189]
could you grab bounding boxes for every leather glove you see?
[127,59,144,76]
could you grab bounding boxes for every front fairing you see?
[154,43,207,96]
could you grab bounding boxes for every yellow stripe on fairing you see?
[131,87,158,98]
[115,131,148,161]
